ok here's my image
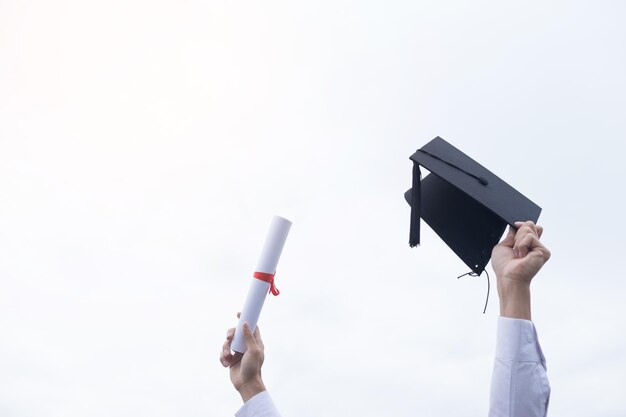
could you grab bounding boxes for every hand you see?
[220,314,266,403]
[491,221,551,320]
[492,221,551,285]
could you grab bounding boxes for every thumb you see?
[499,226,517,248]
[242,322,258,351]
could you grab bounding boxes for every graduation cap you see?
[405,137,541,275]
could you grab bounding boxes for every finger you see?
[222,338,233,356]
[513,223,539,252]
[220,350,229,367]
[514,233,532,258]
[515,221,538,238]
[515,233,540,258]
[230,352,243,367]
[221,329,235,364]
[242,322,259,352]
[534,242,551,263]
[222,335,232,352]
[220,352,231,367]
[254,325,264,350]
[226,327,235,341]
[536,225,544,239]
[499,226,517,248]
[220,341,233,367]
[526,222,538,236]
[526,231,550,261]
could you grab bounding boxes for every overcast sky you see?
[1,1,625,416]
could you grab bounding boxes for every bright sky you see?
[1,1,625,416]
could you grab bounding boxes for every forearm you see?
[498,280,531,320]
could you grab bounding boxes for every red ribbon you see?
[253,271,280,296]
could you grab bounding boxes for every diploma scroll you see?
[231,215,292,353]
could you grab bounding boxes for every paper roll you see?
[231,215,292,353]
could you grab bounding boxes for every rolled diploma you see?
[231,215,292,353]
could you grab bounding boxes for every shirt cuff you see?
[235,391,281,417]
[496,317,546,364]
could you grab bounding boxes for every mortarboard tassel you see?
[409,162,421,247]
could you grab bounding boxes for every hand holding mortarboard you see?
[492,221,551,320]
[492,221,551,285]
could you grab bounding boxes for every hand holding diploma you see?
[220,313,267,403]
[231,216,292,353]
[220,215,291,406]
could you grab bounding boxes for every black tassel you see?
[409,162,421,247]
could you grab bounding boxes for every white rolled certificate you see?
[231,215,292,353]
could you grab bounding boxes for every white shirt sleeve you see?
[489,317,550,417]
[235,391,282,417]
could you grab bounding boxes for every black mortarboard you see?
[405,137,541,275]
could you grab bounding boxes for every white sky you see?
[1,1,625,416]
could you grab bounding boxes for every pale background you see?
[1,1,625,416]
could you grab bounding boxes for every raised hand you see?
[491,221,551,319]
[220,314,267,402]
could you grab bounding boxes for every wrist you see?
[237,378,266,403]
[497,277,531,320]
